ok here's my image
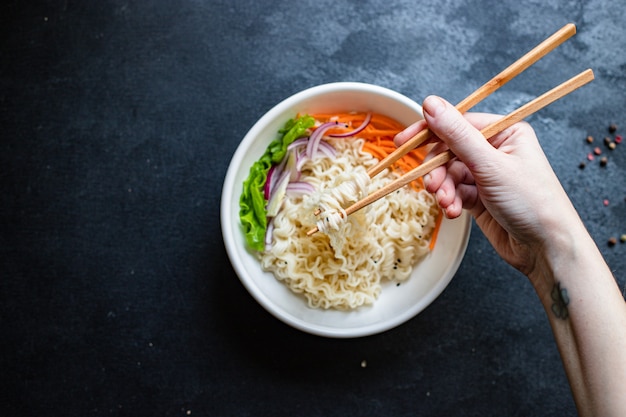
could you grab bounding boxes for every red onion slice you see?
[328,112,372,138]
[287,137,309,151]
[295,149,308,172]
[265,171,290,217]
[264,217,275,250]
[316,140,336,159]
[306,122,342,159]
[286,181,315,197]
[264,165,275,200]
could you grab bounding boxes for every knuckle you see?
[442,116,474,143]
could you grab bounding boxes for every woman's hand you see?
[396,96,579,276]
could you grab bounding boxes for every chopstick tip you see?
[558,22,576,36]
[306,227,319,236]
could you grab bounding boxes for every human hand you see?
[396,97,626,417]
[395,96,581,275]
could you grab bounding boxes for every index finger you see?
[393,112,505,148]
[393,119,428,147]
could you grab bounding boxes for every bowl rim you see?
[221,82,471,338]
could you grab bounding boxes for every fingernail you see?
[423,96,446,118]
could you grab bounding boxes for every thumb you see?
[422,95,496,167]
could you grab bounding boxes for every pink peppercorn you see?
[603,199,610,206]
[615,135,622,144]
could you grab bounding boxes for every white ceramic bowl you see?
[221,82,471,338]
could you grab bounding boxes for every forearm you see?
[529,217,626,416]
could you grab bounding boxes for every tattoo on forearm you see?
[551,282,570,320]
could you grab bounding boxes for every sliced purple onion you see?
[287,150,302,182]
[264,165,275,200]
[296,149,308,172]
[328,112,372,138]
[306,122,342,160]
[316,140,336,159]
[286,181,315,197]
[282,149,298,181]
[265,217,275,250]
[265,170,290,217]
[287,137,309,151]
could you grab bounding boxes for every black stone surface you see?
[2,1,625,416]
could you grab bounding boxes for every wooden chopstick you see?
[367,23,577,178]
[307,68,594,236]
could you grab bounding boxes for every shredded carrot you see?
[429,210,444,251]
[310,111,443,250]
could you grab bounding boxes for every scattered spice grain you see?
[600,156,608,167]
[608,237,618,247]
[594,147,602,155]
[609,123,618,133]
[621,234,626,243]
[586,135,594,143]
[615,135,622,144]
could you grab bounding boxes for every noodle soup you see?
[241,112,441,310]
[221,82,470,337]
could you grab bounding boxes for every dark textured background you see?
[2,1,625,416]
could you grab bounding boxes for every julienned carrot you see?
[429,210,443,251]
[362,142,425,189]
[313,112,402,131]
[310,111,442,250]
